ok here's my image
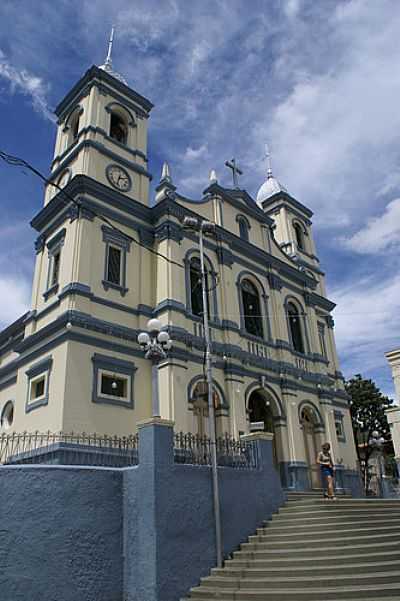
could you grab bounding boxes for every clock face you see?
[106,165,132,192]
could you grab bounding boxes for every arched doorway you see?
[191,380,224,438]
[300,407,320,489]
[248,389,278,466]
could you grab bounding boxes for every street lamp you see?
[182,215,223,568]
[138,318,172,417]
[369,430,385,497]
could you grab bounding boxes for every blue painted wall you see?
[0,466,123,601]
[0,423,284,601]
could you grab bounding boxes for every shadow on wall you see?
[0,421,284,601]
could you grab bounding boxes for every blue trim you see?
[43,283,59,301]
[46,228,66,251]
[25,356,53,414]
[50,140,152,183]
[0,375,17,391]
[92,353,136,408]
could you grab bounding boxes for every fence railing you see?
[0,431,139,468]
[173,432,258,469]
[0,431,258,470]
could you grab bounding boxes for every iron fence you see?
[0,431,138,468]
[173,432,258,469]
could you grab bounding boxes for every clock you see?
[106,164,132,192]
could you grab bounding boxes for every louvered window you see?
[51,251,60,286]
[107,246,121,285]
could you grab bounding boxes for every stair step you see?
[261,517,400,532]
[250,523,400,541]
[242,531,400,549]
[226,549,400,567]
[188,582,400,600]
[202,570,400,589]
[234,540,400,559]
[213,559,400,578]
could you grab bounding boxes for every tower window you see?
[101,225,130,296]
[190,257,209,317]
[110,112,128,145]
[318,322,327,358]
[51,251,61,287]
[69,110,80,141]
[242,279,263,338]
[293,222,304,251]
[106,246,122,285]
[236,215,250,242]
[287,302,305,353]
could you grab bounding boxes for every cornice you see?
[55,65,154,119]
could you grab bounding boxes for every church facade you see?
[0,56,359,490]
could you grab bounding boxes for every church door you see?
[301,408,320,489]
[248,390,278,467]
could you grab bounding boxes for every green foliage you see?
[346,374,394,491]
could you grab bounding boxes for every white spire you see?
[99,27,128,85]
[104,26,115,71]
[265,143,273,179]
[161,161,172,182]
[209,169,218,184]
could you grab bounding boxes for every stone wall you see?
[0,420,284,601]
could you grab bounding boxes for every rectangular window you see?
[107,246,122,285]
[100,373,128,399]
[30,375,46,401]
[51,251,61,286]
[334,411,346,442]
[318,322,327,358]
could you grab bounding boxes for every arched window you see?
[287,302,304,353]
[190,257,209,318]
[237,216,250,242]
[293,222,304,251]
[242,279,263,338]
[69,110,80,141]
[0,401,14,430]
[110,112,128,145]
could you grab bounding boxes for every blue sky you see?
[0,0,399,399]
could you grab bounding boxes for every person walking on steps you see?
[317,442,337,500]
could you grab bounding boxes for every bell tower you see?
[45,28,153,207]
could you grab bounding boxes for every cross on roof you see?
[224,158,243,188]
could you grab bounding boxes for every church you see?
[0,40,359,491]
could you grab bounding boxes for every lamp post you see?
[137,318,172,417]
[182,215,223,568]
[369,430,385,497]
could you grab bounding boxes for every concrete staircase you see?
[184,491,400,600]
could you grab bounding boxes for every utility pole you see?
[183,216,223,568]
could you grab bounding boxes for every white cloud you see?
[0,50,54,121]
[183,144,208,162]
[332,274,400,382]
[0,276,30,330]
[341,198,400,254]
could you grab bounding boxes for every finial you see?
[161,161,172,183]
[265,143,273,179]
[104,26,115,71]
[209,169,218,184]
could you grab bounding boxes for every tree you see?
[346,374,394,493]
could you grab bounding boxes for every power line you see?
[0,150,184,270]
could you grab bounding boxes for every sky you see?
[0,0,399,399]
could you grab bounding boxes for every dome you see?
[256,174,287,207]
